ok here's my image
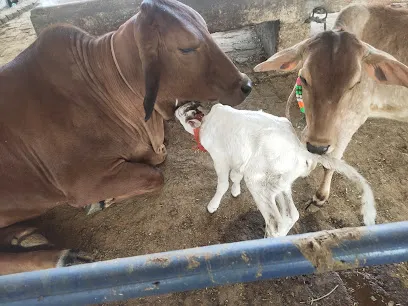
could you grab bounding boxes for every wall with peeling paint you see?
[30,0,396,55]
[30,0,393,36]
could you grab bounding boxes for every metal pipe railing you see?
[1,221,408,305]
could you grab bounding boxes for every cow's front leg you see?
[207,159,230,214]
[305,167,335,211]
[70,161,164,210]
[84,145,166,215]
[305,126,358,211]
[84,198,115,215]
[146,143,167,166]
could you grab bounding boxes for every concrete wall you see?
[30,0,398,57]
[30,0,370,36]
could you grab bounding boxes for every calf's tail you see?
[313,154,376,226]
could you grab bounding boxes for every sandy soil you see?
[1,10,408,306]
[0,11,36,64]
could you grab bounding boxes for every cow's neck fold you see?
[111,19,176,121]
[110,18,144,101]
[82,23,165,156]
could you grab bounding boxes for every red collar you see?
[193,128,207,152]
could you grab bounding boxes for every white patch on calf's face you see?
[175,108,193,134]
[188,119,202,129]
[175,101,205,135]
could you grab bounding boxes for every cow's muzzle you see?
[240,75,252,96]
[307,142,330,155]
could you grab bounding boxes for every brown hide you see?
[254,4,408,152]
[253,4,408,208]
[0,0,251,228]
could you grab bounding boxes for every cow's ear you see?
[363,43,408,87]
[135,1,161,122]
[253,38,310,72]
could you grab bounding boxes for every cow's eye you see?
[299,75,308,86]
[179,48,197,54]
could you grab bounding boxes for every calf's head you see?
[254,30,408,155]
[175,101,207,134]
[129,0,252,121]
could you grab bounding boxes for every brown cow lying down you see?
[0,0,252,275]
[254,4,408,210]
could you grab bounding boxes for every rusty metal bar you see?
[1,221,408,305]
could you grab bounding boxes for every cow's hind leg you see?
[0,225,94,275]
[0,225,50,248]
[0,249,93,276]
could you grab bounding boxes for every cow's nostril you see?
[306,142,330,155]
[241,81,252,96]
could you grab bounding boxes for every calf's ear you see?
[135,1,161,122]
[363,43,408,88]
[253,38,310,72]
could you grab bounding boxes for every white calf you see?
[175,102,376,237]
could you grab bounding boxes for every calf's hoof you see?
[231,185,241,198]
[57,249,94,267]
[207,202,219,214]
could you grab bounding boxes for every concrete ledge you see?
[30,0,368,36]
[0,0,38,25]
[255,21,280,57]
[212,26,266,66]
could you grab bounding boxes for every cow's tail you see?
[313,154,376,226]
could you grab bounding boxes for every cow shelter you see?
[1,0,408,305]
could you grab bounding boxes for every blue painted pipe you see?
[1,221,408,305]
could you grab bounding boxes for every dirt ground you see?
[1,10,408,306]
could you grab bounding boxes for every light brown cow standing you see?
[254,4,408,209]
[0,0,252,275]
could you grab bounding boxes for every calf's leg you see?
[230,170,243,197]
[207,159,230,213]
[276,190,299,236]
[245,179,284,237]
